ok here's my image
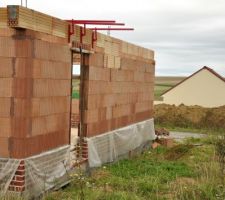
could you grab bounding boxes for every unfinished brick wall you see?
[83,34,155,137]
[0,28,71,158]
[0,5,155,196]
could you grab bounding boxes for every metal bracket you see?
[92,28,98,48]
[80,24,86,43]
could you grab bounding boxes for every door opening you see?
[70,48,89,161]
[70,51,81,147]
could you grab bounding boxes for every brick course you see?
[9,160,25,192]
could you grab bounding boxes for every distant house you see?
[161,66,225,108]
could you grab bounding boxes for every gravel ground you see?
[170,131,206,142]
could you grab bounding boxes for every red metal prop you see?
[66,19,134,46]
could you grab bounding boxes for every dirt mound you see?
[154,104,225,131]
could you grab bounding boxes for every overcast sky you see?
[2,0,225,76]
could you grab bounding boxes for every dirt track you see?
[170,131,205,142]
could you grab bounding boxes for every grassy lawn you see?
[45,136,225,200]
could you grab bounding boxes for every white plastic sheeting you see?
[24,145,71,198]
[0,145,71,198]
[0,159,20,196]
[87,118,156,168]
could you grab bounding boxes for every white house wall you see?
[162,69,225,108]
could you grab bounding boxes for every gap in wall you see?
[70,52,81,147]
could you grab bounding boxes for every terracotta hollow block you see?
[39,96,70,116]
[86,120,111,137]
[0,98,11,117]
[34,39,50,60]
[134,71,145,82]
[111,69,134,82]
[31,117,47,136]
[48,42,70,62]
[31,98,40,117]
[0,118,11,137]
[33,79,71,97]
[15,39,33,58]
[88,66,110,81]
[135,101,153,113]
[14,58,33,78]
[14,98,32,117]
[0,37,15,57]
[13,78,33,98]
[135,110,153,122]
[86,94,102,109]
[0,58,13,78]
[0,137,9,157]
[112,104,132,118]
[89,53,104,67]
[0,78,13,97]
[11,117,30,138]
[45,113,70,133]
[33,59,71,79]
[9,130,69,158]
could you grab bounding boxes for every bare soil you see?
[154,104,225,131]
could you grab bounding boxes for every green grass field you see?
[45,136,225,200]
[154,84,173,101]
[154,77,185,101]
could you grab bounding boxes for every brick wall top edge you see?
[0,27,68,45]
[96,32,154,56]
[1,6,155,55]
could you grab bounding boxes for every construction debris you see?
[155,127,170,136]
